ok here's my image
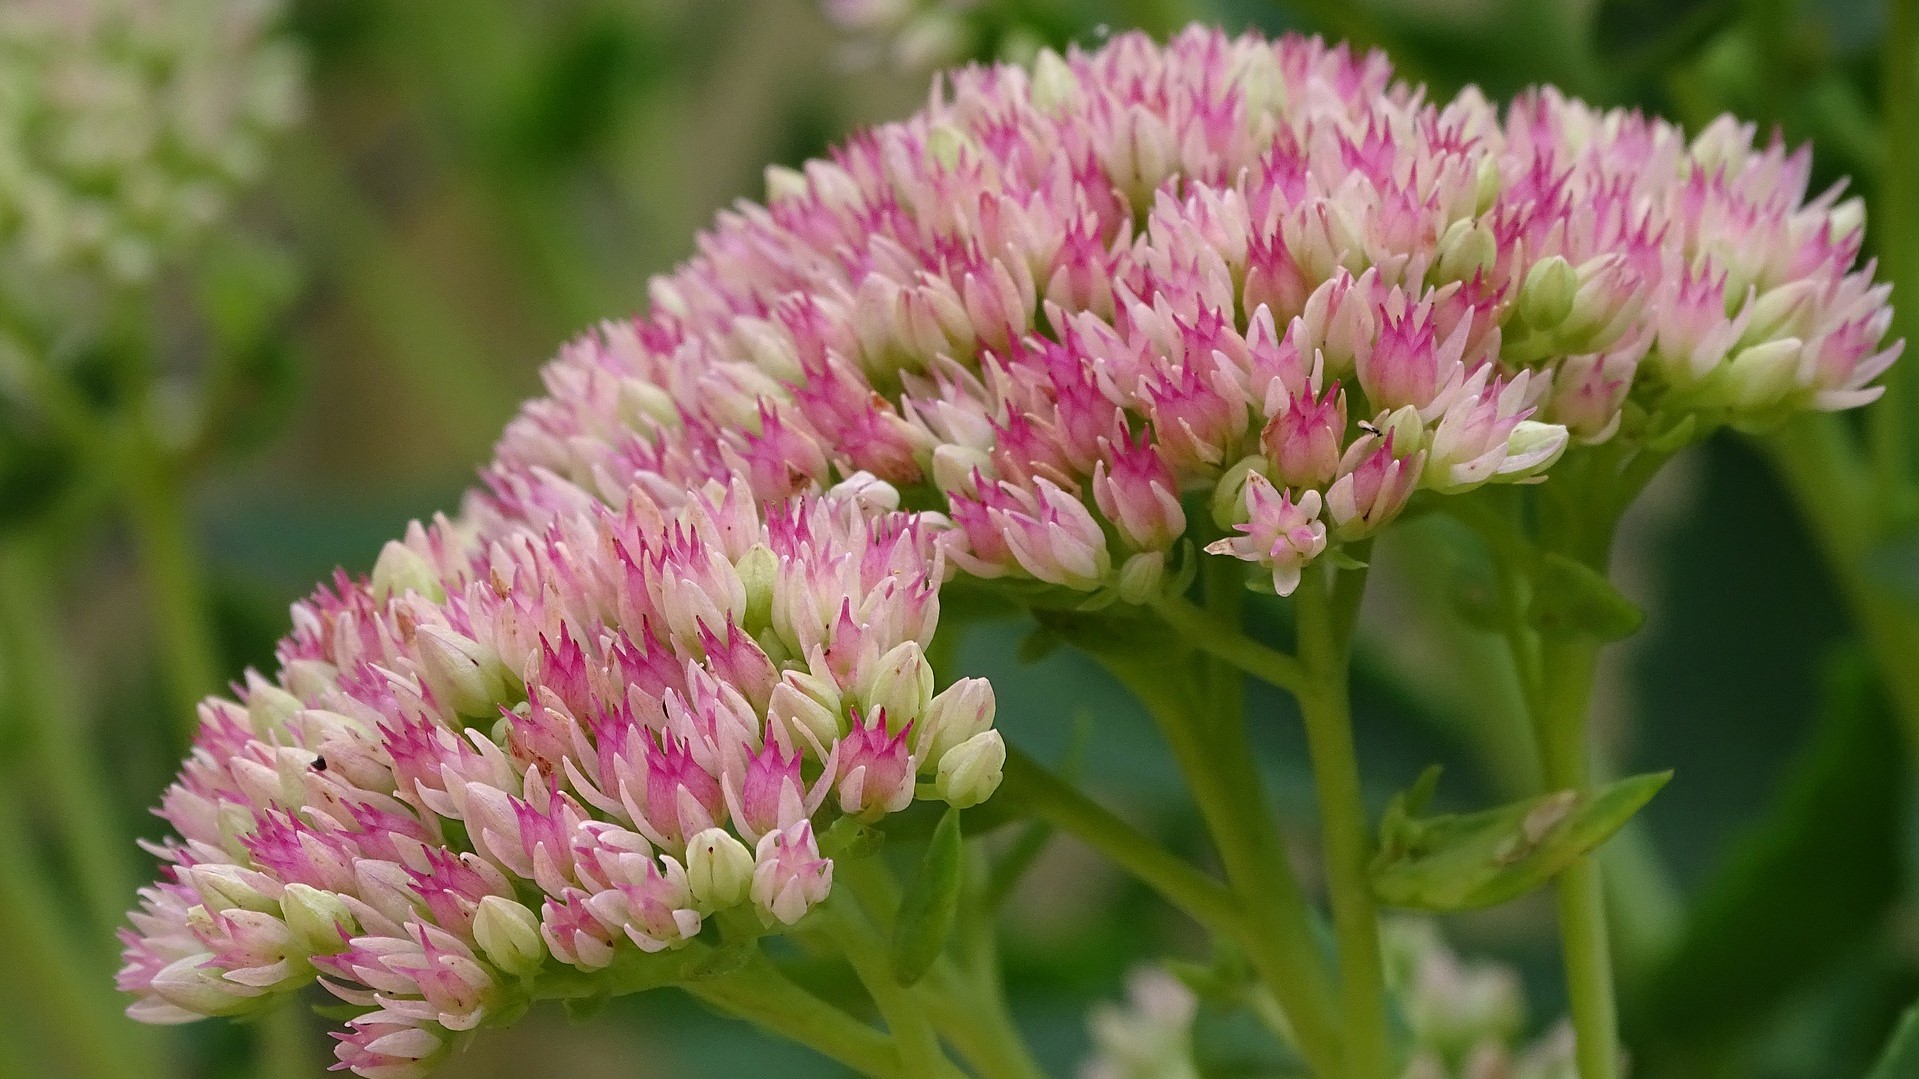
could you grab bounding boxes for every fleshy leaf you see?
[1371,770,1671,910]
[890,806,964,986]
[1527,552,1645,641]
[1868,1002,1919,1079]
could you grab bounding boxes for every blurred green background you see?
[2,0,1916,1076]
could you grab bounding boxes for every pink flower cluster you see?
[120,482,1001,1075]
[481,28,1895,599]
[122,25,1901,1076]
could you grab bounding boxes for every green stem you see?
[683,953,908,1079]
[1294,568,1393,1079]
[1151,592,1308,694]
[122,443,222,745]
[819,890,965,1079]
[998,747,1244,935]
[1537,634,1619,1079]
[1106,660,1345,1076]
[0,542,134,939]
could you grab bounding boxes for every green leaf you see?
[1527,552,1645,641]
[889,807,964,986]
[1370,770,1671,910]
[1629,652,1904,1055]
[1868,1002,1919,1079]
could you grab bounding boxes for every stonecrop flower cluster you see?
[120,25,1899,1076]
[0,0,302,283]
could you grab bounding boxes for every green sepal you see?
[1370,768,1671,910]
[889,807,964,986]
[1526,552,1644,641]
[819,816,884,860]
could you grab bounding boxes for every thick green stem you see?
[683,951,908,1079]
[1294,569,1393,1079]
[122,445,222,744]
[1537,634,1619,1079]
[999,748,1244,936]
[1108,661,1345,1076]
[820,889,965,1079]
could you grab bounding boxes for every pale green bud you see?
[243,672,301,740]
[1210,456,1266,530]
[926,122,972,171]
[936,730,1006,809]
[472,895,546,976]
[735,544,780,631]
[684,828,756,911]
[185,863,274,913]
[769,671,844,754]
[370,539,443,604]
[765,164,809,204]
[282,659,338,701]
[1433,218,1498,283]
[1116,550,1166,604]
[1517,256,1577,330]
[1724,337,1804,412]
[281,884,355,956]
[1030,48,1079,113]
[863,641,934,732]
[416,624,511,719]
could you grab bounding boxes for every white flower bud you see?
[1723,337,1805,412]
[768,672,845,755]
[185,863,275,913]
[936,730,1006,809]
[472,895,546,977]
[280,884,355,955]
[684,828,756,912]
[919,677,996,766]
[151,954,261,1017]
[370,539,443,603]
[765,164,809,204]
[282,659,338,701]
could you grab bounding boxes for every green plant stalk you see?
[1536,632,1619,1079]
[997,747,1244,937]
[682,950,910,1079]
[819,889,965,1079]
[1107,659,1345,1075]
[122,443,222,744]
[0,542,134,939]
[1294,567,1394,1079]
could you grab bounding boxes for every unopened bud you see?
[862,641,934,733]
[919,676,996,765]
[416,624,511,719]
[1030,48,1079,113]
[768,672,845,754]
[243,672,301,739]
[473,895,546,976]
[735,544,779,630]
[936,730,1006,809]
[1433,218,1497,283]
[1116,550,1166,604]
[684,828,756,911]
[186,863,275,913]
[370,540,443,604]
[1517,256,1577,330]
[1724,337,1804,412]
[765,164,809,204]
[281,883,355,955]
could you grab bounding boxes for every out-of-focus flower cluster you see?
[120,481,1003,1076]
[1384,919,1574,1079]
[120,24,1900,1075]
[0,0,302,283]
[823,0,983,72]
[1081,922,1574,1079]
